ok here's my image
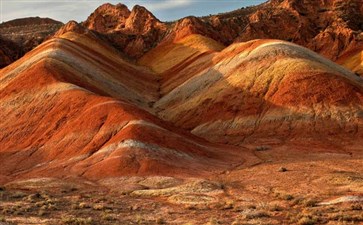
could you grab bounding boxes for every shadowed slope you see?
[153,39,363,145]
[0,17,63,68]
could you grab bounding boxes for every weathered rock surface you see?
[83,0,363,62]
[82,3,167,58]
[146,37,363,145]
[1,1,363,181]
[0,31,246,181]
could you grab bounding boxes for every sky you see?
[0,0,267,23]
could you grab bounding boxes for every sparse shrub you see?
[2,207,14,215]
[135,214,144,224]
[206,217,220,225]
[61,216,94,225]
[269,204,283,211]
[328,213,363,222]
[246,204,257,209]
[281,194,294,201]
[231,218,243,225]
[71,204,79,210]
[79,202,90,209]
[35,201,47,207]
[221,200,235,210]
[292,197,306,205]
[101,213,116,221]
[48,204,57,211]
[27,193,42,203]
[38,209,46,216]
[92,204,105,210]
[11,191,26,199]
[156,217,166,224]
[255,146,271,151]
[242,210,269,219]
[185,205,197,210]
[351,204,362,211]
[298,216,317,225]
[303,199,318,207]
[13,209,24,215]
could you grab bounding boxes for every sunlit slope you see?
[0,32,242,180]
[1,31,159,110]
[139,34,224,74]
[338,49,363,77]
[154,40,363,145]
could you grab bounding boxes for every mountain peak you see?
[53,20,88,37]
[83,3,131,33]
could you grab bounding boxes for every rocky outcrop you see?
[82,3,167,58]
[241,0,361,61]
[78,0,363,64]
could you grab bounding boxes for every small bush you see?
[11,191,27,199]
[206,217,220,225]
[61,216,94,225]
[255,146,271,151]
[351,204,362,211]
[38,209,47,216]
[101,213,116,221]
[156,217,166,224]
[298,216,317,225]
[283,194,294,201]
[242,210,269,219]
[303,199,318,207]
[269,204,283,211]
[92,204,104,210]
[79,202,90,209]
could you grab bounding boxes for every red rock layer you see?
[149,38,363,146]
[0,31,245,181]
[1,1,363,180]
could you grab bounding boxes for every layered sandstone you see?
[0,31,245,181]
[1,1,363,181]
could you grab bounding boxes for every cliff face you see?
[82,3,167,58]
[232,0,363,61]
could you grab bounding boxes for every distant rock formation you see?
[0,17,63,68]
[1,0,362,70]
